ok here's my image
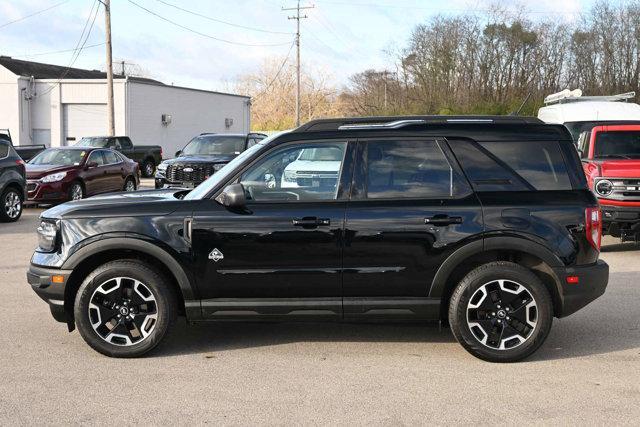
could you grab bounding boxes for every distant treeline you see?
[340,0,640,117]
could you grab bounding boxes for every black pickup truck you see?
[75,136,162,177]
[0,129,45,162]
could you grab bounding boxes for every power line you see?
[154,0,293,35]
[127,0,294,47]
[11,43,105,59]
[39,0,101,97]
[254,41,296,98]
[0,0,70,30]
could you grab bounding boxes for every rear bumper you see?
[553,260,609,318]
[27,264,72,323]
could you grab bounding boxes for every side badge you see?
[208,248,224,262]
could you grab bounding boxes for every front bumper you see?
[553,260,609,318]
[597,200,640,238]
[27,264,72,323]
[26,179,69,203]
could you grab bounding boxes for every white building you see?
[0,56,251,156]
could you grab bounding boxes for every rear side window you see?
[450,140,572,191]
[0,142,8,159]
[365,140,462,199]
[104,150,120,164]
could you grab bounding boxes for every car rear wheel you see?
[142,159,155,178]
[0,187,23,222]
[74,260,177,357]
[68,182,84,201]
[448,261,553,363]
[123,177,136,192]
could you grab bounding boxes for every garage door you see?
[63,104,107,146]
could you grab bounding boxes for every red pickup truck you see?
[578,124,640,241]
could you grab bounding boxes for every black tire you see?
[0,186,23,222]
[141,159,155,178]
[448,261,553,363]
[123,176,136,192]
[68,181,84,201]
[74,259,177,358]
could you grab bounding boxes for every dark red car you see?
[26,147,139,204]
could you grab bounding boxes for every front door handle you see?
[292,217,330,228]
[424,215,463,226]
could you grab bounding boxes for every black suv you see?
[27,116,609,362]
[155,133,266,189]
[0,138,26,222]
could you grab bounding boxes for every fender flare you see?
[429,235,563,298]
[61,237,196,301]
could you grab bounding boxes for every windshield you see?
[29,148,87,165]
[184,133,285,200]
[77,137,108,147]
[564,121,640,143]
[182,135,245,156]
[594,131,640,159]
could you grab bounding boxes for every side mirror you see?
[215,183,246,208]
[175,150,182,157]
[85,161,98,169]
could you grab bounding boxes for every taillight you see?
[585,206,602,250]
[15,159,25,172]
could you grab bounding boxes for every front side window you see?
[88,150,106,166]
[594,131,640,159]
[240,142,347,202]
[365,140,455,199]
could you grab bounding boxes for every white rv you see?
[537,89,640,141]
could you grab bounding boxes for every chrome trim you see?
[337,119,426,130]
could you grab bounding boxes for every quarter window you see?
[0,142,8,158]
[365,140,456,199]
[239,142,347,202]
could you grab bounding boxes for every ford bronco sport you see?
[27,116,609,362]
[578,124,640,241]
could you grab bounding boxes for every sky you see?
[0,0,597,93]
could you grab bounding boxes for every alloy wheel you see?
[88,277,158,346]
[71,184,83,201]
[125,180,135,192]
[4,190,21,219]
[466,279,538,350]
[144,162,154,177]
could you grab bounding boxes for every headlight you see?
[37,220,59,252]
[41,172,67,183]
[156,162,167,177]
[284,170,297,182]
[157,162,168,172]
[595,179,613,196]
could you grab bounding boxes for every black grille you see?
[167,163,218,184]
[27,183,37,192]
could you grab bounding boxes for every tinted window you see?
[240,142,347,202]
[450,140,572,191]
[366,140,456,199]
[594,131,640,159]
[0,142,8,158]
[118,138,132,149]
[103,150,120,164]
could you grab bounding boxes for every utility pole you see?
[283,1,313,127]
[103,0,115,136]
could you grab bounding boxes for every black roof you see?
[0,56,162,84]
[281,115,570,142]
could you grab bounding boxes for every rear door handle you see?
[292,217,331,228]
[424,215,463,226]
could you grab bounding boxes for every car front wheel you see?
[0,186,23,222]
[448,261,553,363]
[74,260,177,357]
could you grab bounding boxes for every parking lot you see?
[0,202,638,424]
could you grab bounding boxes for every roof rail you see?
[296,115,542,132]
[544,89,636,105]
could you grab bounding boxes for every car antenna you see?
[510,92,532,116]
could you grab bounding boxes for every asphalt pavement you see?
[0,204,638,425]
